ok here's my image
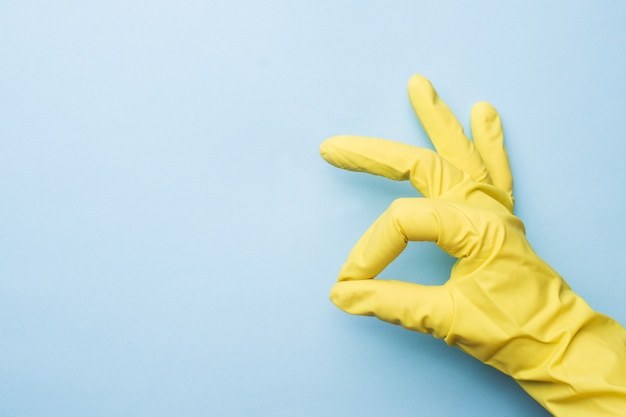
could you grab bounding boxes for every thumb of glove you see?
[330,280,454,340]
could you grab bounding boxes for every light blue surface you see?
[2,1,625,416]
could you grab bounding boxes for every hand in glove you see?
[320,74,626,416]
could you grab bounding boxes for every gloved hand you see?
[320,74,626,416]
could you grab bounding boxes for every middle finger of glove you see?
[320,135,466,198]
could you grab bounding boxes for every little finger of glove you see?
[470,102,514,201]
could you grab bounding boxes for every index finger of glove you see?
[337,198,472,282]
[408,74,491,184]
[320,135,466,198]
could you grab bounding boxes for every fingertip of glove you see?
[471,101,498,122]
[319,136,337,156]
[329,281,360,312]
[329,281,347,307]
[407,74,433,97]
[320,135,351,166]
[408,73,430,88]
[320,137,337,162]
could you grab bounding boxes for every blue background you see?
[2,1,625,416]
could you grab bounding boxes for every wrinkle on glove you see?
[321,74,626,417]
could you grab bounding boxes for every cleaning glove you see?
[321,74,626,416]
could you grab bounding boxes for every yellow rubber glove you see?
[320,74,626,416]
